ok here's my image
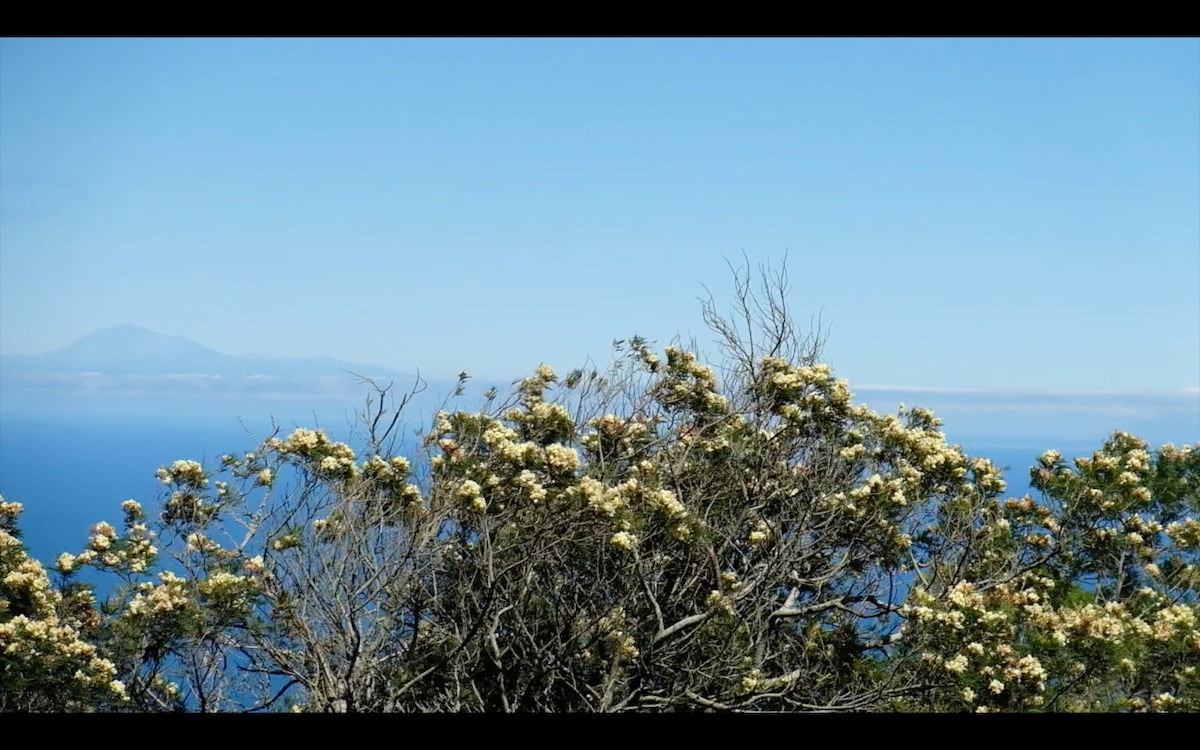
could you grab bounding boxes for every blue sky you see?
[2,38,1198,393]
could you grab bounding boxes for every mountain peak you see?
[63,324,217,357]
[0,324,239,376]
[92,322,160,336]
[1,325,413,381]
[75,323,180,346]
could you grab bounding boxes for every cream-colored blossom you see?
[609,531,637,551]
[157,459,207,486]
[943,654,969,674]
[544,443,580,474]
[748,519,771,545]
[56,553,77,574]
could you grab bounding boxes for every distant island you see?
[0,324,461,419]
[0,323,415,380]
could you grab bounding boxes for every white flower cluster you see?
[0,498,129,706]
[650,346,725,414]
[1167,518,1200,549]
[569,476,625,518]
[747,518,771,545]
[156,459,208,486]
[458,479,487,513]
[198,570,260,612]
[70,518,157,574]
[544,443,580,475]
[597,607,639,661]
[609,531,637,552]
[268,428,358,479]
[126,571,191,617]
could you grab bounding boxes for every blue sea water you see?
[0,414,257,564]
[0,409,1128,568]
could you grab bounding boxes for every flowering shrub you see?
[0,499,128,711]
[3,261,1196,712]
[892,432,1199,712]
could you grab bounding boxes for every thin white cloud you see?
[847,386,1200,425]
[854,385,989,394]
[856,385,1190,398]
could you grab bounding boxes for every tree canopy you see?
[3,261,1197,712]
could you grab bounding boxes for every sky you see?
[2,38,1198,393]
